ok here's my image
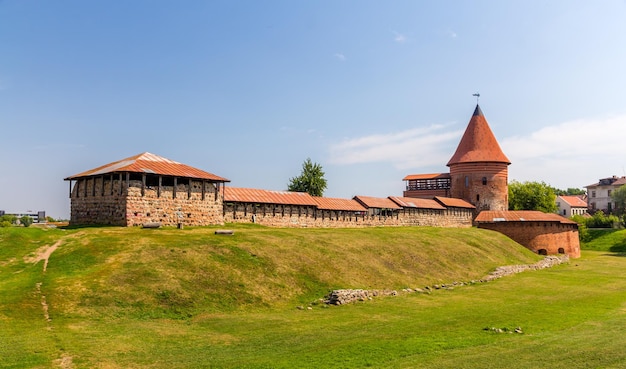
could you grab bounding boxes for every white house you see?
[556,195,587,217]
[585,176,626,214]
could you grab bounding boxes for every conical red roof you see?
[446,105,510,166]
[65,152,229,182]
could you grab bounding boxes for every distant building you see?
[585,176,626,214]
[556,195,587,217]
[0,210,46,223]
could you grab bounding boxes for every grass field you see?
[1,225,625,368]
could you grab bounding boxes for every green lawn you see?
[2,225,626,368]
[582,228,626,252]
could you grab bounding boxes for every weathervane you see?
[472,92,480,104]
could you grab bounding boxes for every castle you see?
[64,105,580,258]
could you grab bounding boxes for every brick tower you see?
[447,105,510,212]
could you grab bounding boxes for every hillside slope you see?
[2,225,540,319]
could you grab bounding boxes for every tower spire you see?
[472,92,480,104]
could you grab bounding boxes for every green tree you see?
[0,215,17,227]
[19,215,33,227]
[287,158,327,197]
[553,187,586,196]
[611,184,626,216]
[508,180,557,213]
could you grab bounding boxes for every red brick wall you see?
[477,221,581,258]
[449,162,508,212]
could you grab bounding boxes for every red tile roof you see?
[434,196,475,209]
[558,195,587,208]
[64,152,229,182]
[353,196,402,210]
[313,197,367,212]
[475,210,577,224]
[447,105,510,166]
[224,187,317,206]
[402,173,451,181]
[388,196,446,210]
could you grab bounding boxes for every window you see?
[482,177,487,185]
[608,190,612,197]
[592,191,596,198]
[465,176,469,187]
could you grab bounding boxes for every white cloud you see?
[327,113,626,191]
[447,29,457,38]
[503,114,626,189]
[392,31,407,43]
[328,124,462,170]
[334,53,346,61]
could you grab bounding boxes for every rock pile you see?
[322,255,569,306]
[324,289,398,305]
[481,255,569,282]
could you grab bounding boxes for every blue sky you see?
[2,1,626,219]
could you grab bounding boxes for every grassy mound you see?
[582,228,626,252]
[3,225,539,319]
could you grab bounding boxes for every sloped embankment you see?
[31,225,541,317]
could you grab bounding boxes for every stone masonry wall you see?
[70,177,127,225]
[125,180,223,227]
[223,203,474,228]
[70,177,224,226]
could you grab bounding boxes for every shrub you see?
[19,216,33,227]
[0,215,17,226]
[571,214,591,242]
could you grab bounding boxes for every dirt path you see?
[24,238,75,368]
[24,240,62,272]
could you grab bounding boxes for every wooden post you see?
[110,174,114,196]
[83,178,87,198]
[125,173,130,195]
[173,177,177,199]
[141,174,146,197]
[158,176,162,198]
[188,178,192,199]
[201,180,206,201]
[119,173,123,195]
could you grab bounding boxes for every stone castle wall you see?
[70,177,224,226]
[223,203,474,228]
